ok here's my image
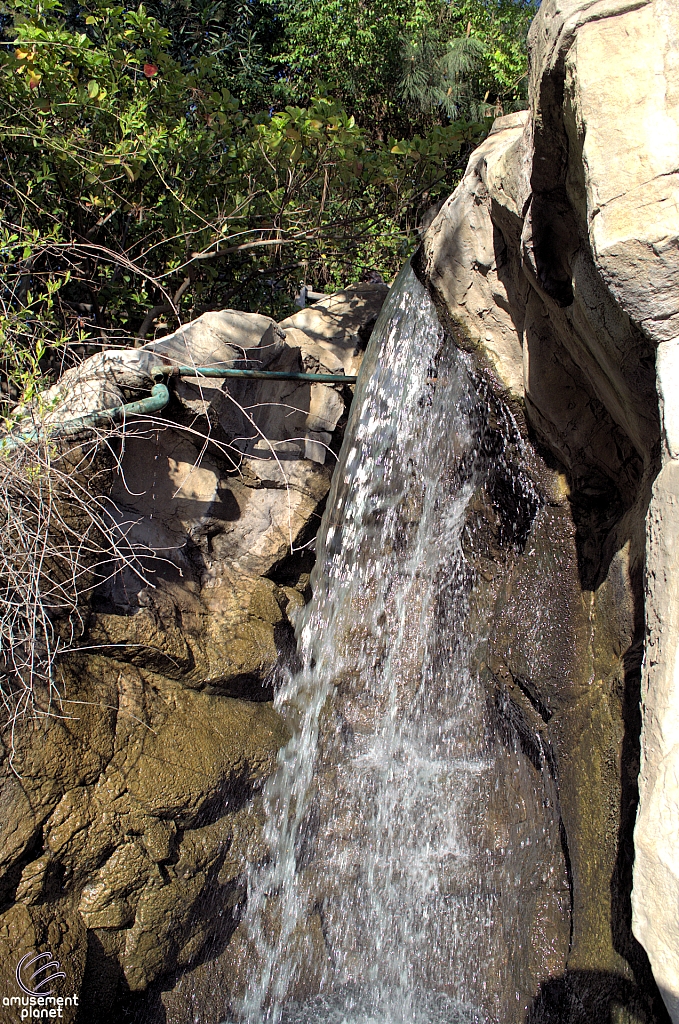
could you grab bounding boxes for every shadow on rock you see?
[526,970,670,1024]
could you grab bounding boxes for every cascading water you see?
[232,265,567,1024]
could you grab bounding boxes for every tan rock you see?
[15,855,52,905]
[280,283,388,375]
[0,653,290,1012]
[421,113,529,402]
[12,348,158,428]
[143,308,285,370]
[302,384,345,465]
[118,807,262,991]
[78,840,148,930]
[634,462,679,1023]
[208,464,331,579]
[0,278,387,1016]
[559,0,679,344]
[115,682,287,826]
[0,666,117,891]
[421,0,677,1017]
[521,1,679,1017]
[110,429,220,540]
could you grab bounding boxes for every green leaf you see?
[87,80,99,99]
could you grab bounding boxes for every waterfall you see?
[233,265,566,1024]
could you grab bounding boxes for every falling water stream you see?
[232,265,566,1024]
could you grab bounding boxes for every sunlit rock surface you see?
[280,283,388,377]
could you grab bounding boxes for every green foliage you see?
[261,0,535,133]
[0,228,73,404]
[0,0,534,411]
[140,0,278,108]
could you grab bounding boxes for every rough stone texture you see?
[634,462,679,1024]
[4,0,679,1014]
[0,286,385,1020]
[89,290,378,703]
[420,110,530,403]
[143,308,286,370]
[280,283,389,376]
[13,349,159,428]
[81,3,679,1010]
[416,0,679,1020]
[0,656,285,1020]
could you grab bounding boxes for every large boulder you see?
[142,308,286,370]
[10,349,159,429]
[91,295,372,697]
[0,655,286,1014]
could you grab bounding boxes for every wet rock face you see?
[466,469,656,1023]
[419,0,679,1020]
[0,286,386,1021]
[304,410,576,1024]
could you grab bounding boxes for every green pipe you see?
[175,366,358,384]
[55,382,170,437]
[1,365,354,454]
[1,382,170,452]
